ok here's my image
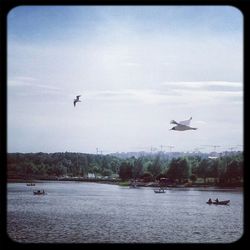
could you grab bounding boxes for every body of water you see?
[7,181,243,243]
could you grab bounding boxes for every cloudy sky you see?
[7,6,243,154]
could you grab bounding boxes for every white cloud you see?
[161,81,242,91]
[8,76,61,91]
[7,7,243,153]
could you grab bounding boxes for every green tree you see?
[166,158,189,183]
[133,158,144,179]
[190,174,197,182]
[147,155,162,179]
[141,172,154,182]
[118,162,133,180]
[54,162,66,177]
[225,160,242,183]
[102,168,113,177]
[197,159,209,183]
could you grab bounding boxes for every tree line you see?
[7,152,243,186]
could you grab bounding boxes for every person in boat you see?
[208,198,212,203]
[215,198,219,203]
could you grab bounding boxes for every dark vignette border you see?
[0,0,248,249]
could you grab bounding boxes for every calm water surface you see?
[7,181,243,243]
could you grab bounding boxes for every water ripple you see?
[7,182,243,243]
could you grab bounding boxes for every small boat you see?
[129,180,139,188]
[129,184,138,188]
[26,183,35,186]
[206,199,230,205]
[154,188,166,193]
[33,190,46,195]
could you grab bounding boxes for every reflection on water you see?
[7,181,243,243]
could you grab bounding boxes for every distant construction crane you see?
[193,147,203,153]
[159,145,174,152]
[150,146,158,154]
[166,145,175,152]
[136,146,158,154]
[202,145,220,152]
[228,146,237,152]
[96,147,106,155]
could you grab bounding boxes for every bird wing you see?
[175,124,193,131]
[76,95,81,99]
[74,100,76,106]
[179,117,192,126]
[170,120,179,125]
[180,124,197,130]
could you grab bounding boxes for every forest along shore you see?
[7,151,243,188]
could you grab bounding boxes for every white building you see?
[87,173,96,179]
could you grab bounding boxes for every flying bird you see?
[170,117,197,131]
[74,95,81,107]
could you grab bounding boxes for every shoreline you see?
[7,178,243,189]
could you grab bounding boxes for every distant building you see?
[111,174,119,179]
[87,173,96,179]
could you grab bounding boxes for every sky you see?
[7,6,243,154]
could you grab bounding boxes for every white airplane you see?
[170,117,197,131]
[74,95,81,107]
